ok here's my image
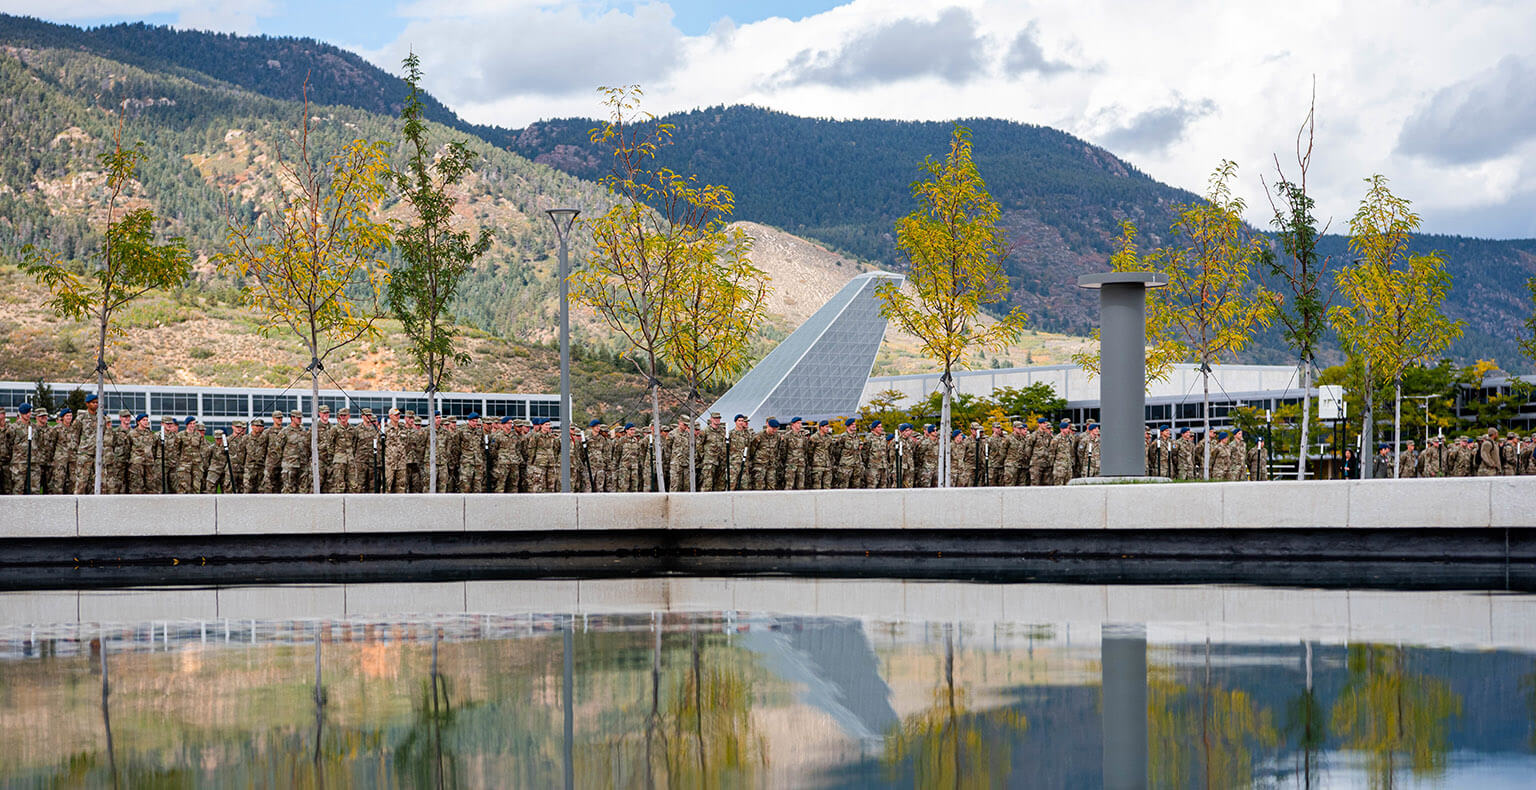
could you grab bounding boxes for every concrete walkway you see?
[2,477,1534,537]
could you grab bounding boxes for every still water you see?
[2,580,1535,788]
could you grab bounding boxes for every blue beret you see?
[589,419,602,427]
[767,418,780,428]
[818,419,828,426]
[845,417,857,426]
[1037,417,1049,424]
[733,414,747,421]
[924,423,935,431]
[1059,419,1071,428]
[898,422,912,431]
[1179,427,1191,435]
[951,429,962,438]
[184,416,196,426]
[85,394,97,403]
[886,434,894,442]
[58,407,72,416]
[135,413,148,421]
[870,419,881,427]
[1161,425,1171,432]
[531,417,544,425]
[1378,443,1389,450]
[624,422,635,430]
[790,416,802,423]
[17,404,30,414]
[1086,422,1097,430]
[501,416,513,424]
[466,411,480,420]
[1217,431,1228,439]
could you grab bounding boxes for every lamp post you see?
[547,207,580,494]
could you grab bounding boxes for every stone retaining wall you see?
[2,477,1533,537]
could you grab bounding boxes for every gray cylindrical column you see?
[1079,273,1168,478]
[1101,624,1148,790]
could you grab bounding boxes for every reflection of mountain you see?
[742,618,898,748]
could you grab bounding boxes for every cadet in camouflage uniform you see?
[585,419,612,493]
[1228,430,1248,481]
[261,411,286,493]
[1250,437,1270,481]
[834,418,864,489]
[1026,419,1053,486]
[1083,422,1101,477]
[724,416,752,491]
[916,424,936,487]
[459,413,489,493]
[1001,422,1027,486]
[748,418,781,490]
[46,408,76,495]
[863,420,887,488]
[280,410,311,493]
[613,423,639,492]
[431,413,455,493]
[407,412,428,492]
[171,417,202,494]
[779,417,807,490]
[31,411,57,494]
[945,429,968,487]
[71,396,100,494]
[325,409,356,493]
[207,421,244,493]
[383,409,412,493]
[1050,420,1076,486]
[7,405,38,495]
[695,413,726,492]
[493,418,525,493]
[802,420,830,489]
[127,414,157,495]
[244,418,270,493]
[0,410,9,493]
[522,418,552,493]
[1420,436,1443,478]
[357,409,382,493]
[982,423,1006,487]
[156,416,177,494]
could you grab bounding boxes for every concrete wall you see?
[3,476,1533,536]
[5,580,1534,653]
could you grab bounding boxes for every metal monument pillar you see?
[547,207,580,494]
[1078,272,1168,477]
[1101,624,1149,790]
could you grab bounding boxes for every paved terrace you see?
[2,478,1533,590]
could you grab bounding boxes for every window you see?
[0,387,31,410]
[151,392,198,417]
[437,397,482,417]
[350,397,393,416]
[252,394,298,417]
[529,399,559,419]
[483,399,525,418]
[1145,404,1170,421]
[395,398,428,416]
[203,393,248,417]
[1177,402,1203,420]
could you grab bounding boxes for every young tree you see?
[388,54,492,494]
[876,126,1028,487]
[1157,161,1279,478]
[217,87,392,493]
[1263,91,1337,480]
[572,85,747,492]
[1331,176,1462,476]
[22,119,191,494]
[1070,221,1183,383]
[661,231,770,490]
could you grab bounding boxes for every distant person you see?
[1372,445,1393,479]
[1342,448,1359,480]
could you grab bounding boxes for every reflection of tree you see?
[884,624,1027,789]
[1524,664,1536,752]
[579,623,765,788]
[1148,642,1279,789]
[1330,644,1461,789]
[396,628,457,789]
[1284,641,1326,789]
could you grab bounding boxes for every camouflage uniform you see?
[48,413,80,495]
[585,425,613,493]
[262,412,286,493]
[72,407,104,494]
[127,419,158,495]
[750,423,783,491]
[984,427,1008,487]
[384,415,414,493]
[7,412,39,495]
[1050,426,1075,486]
[244,422,270,494]
[780,422,808,490]
[174,421,205,494]
[280,413,311,494]
[493,421,526,493]
[1420,440,1443,478]
[325,413,356,494]
[726,421,754,491]
[355,413,381,494]
[835,423,865,489]
[865,426,888,489]
[32,413,57,494]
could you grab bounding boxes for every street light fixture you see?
[547,207,580,494]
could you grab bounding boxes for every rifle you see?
[23,422,33,496]
[375,429,384,493]
[579,431,595,491]
[159,431,168,494]
[223,432,238,493]
[895,434,904,488]
[39,422,49,496]
[732,443,748,491]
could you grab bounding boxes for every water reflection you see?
[1,581,1534,788]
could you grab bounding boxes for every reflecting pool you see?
[2,580,1535,788]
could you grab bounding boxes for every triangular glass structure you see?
[708,271,901,426]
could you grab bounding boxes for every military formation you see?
[6,397,1535,495]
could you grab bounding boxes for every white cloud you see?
[354,0,1536,238]
[4,0,274,33]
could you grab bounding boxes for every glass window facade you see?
[151,392,198,417]
[483,399,525,418]
[252,394,298,417]
[529,400,559,419]
[437,397,482,416]
[203,393,248,416]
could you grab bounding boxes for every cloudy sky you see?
[13,0,1536,239]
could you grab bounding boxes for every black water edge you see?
[0,527,1532,591]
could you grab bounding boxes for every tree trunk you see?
[688,405,698,493]
[310,363,322,494]
[1202,363,1212,480]
[93,314,107,496]
[428,387,438,494]
[649,369,666,493]
[1296,361,1312,481]
[939,373,953,488]
[1393,376,1402,479]
[1361,356,1373,460]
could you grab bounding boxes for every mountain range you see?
[0,13,1532,376]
